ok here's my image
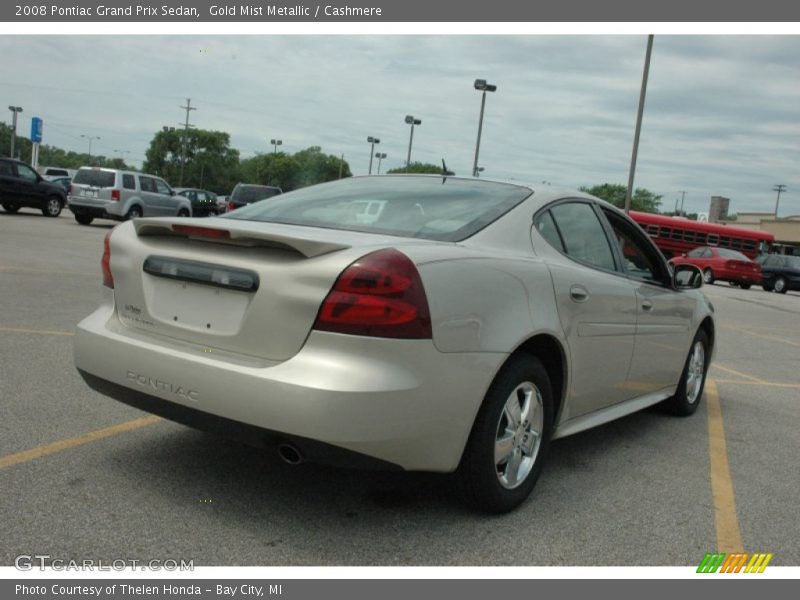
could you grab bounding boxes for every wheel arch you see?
[699,316,715,360]
[506,333,568,427]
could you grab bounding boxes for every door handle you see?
[641,299,654,311]
[569,285,589,303]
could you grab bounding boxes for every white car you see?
[74,176,713,512]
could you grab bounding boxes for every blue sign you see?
[31,117,43,143]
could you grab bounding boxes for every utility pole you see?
[678,190,686,215]
[773,184,787,216]
[338,153,344,179]
[8,106,22,159]
[178,98,196,186]
[624,35,654,214]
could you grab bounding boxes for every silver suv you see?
[67,167,192,225]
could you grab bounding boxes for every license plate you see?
[82,189,98,198]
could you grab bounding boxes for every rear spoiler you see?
[134,219,351,259]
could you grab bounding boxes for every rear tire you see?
[177,208,190,217]
[42,196,63,218]
[703,268,714,285]
[762,282,774,292]
[456,354,554,513]
[661,329,709,417]
[75,214,93,225]
[126,205,143,220]
[739,283,751,290]
[2,203,20,213]
[774,276,788,294]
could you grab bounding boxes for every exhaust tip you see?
[277,443,303,465]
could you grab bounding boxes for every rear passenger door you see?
[534,200,638,419]
[154,178,178,215]
[137,176,159,216]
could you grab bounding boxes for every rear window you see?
[73,169,116,188]
[716,248,749,261]
[231,185,282,204]
[224,176,532,242]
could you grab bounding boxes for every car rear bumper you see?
[74,296,505,472]
[68,198,125,220]
[715,268,762,284]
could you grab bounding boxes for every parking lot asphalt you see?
[1,209,798,566]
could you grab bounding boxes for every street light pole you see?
[624,34,654,214]
[404,115,421,172]
[375,152,387,174]
[773,184,787,216]
[80,134,101,163]
[8,106,22,159]
[367,136,380,175]
[270,139,282,154]
[472,79,497,178]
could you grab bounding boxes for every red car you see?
[670,246,762,289]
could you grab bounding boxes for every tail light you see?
[67,184,72,195]
[111,189,121,201]
[227,201,236,211]
[102,230,114,288]
[172,224,231,239]
[313,248,432,339]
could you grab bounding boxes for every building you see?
[736,212,800,255]
[709,196,730,223]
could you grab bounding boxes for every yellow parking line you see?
[723,325,800,348]
[706,379,744,553]
[714,379,800,389]
[711,363,764,383]
[0,326,75,337]
[0,416,161,471]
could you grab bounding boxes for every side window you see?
[0,161,13,176]
[687,248,704,258]
[138,176,155,193]
[122,174,135,190]
[154,179,172,195]
[548,202,616,271]
[602,209,665,284]
[195,192,206,202]
[16,164,39,182]
[700,248,713,258]
[534,209,565,252]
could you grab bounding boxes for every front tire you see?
[703,268,714,285]
[774,276,788,294]
[177,208,190,217]
[42,196,63,217]
[739,283,751,290]
[456,355,554,513]
[75,214,93,225]
[661,329,709,417]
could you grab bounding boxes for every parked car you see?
[74,176,713,513]
[758,254,800,293]
[68,167,193,225]
[226,183,282,211]
[174,187,219,217]
[0,157,67,217]
[39,166,77,179]
[670,246,762,288]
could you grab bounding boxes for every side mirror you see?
[673,264,703,290]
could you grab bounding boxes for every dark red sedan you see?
[670,246,762,289]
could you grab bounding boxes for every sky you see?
[1,35,798,217]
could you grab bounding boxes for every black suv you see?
[227,183,282,211]
[0,157,67,217]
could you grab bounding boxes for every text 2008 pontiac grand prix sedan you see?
[74,175,713,512]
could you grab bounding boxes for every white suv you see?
[68,167,192,225]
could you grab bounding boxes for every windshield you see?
[73,169,115,188]
[716,248,750,261]
[224,176,532,242]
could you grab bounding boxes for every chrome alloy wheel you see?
[46,198,61,216]
[685,341,706,404]
[494,382,543,489]
[703,269,713,284]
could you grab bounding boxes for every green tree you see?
[143,127,240,193]
[239,146,350,192]
[580,183,662,213]
[386,161,449,175]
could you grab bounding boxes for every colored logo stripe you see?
[697,552,773,573]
